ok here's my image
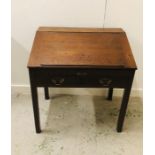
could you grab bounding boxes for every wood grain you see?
[28,27,137,69]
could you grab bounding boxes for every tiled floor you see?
[12,89,143,155]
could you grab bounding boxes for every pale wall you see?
[12,0,142,94]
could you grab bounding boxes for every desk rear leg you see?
[44,87,50,100]
[107,88,113,100]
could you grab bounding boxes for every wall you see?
[12,0,142,96]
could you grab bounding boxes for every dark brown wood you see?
[107,88,113,100]
[29,74,41,133]
[30,68,132,89]
[44,87,49,100]
[27,27,137,133]
[117,87,132,132]
[117,71,135,132]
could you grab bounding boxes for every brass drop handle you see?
[51,78,64,86]
[99,78,112,86]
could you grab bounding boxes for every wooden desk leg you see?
[44,87,50,100]
[30,85,41,133]
[117,86,132,132]
[107,88,113,100]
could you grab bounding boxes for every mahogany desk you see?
[27,27,137,133]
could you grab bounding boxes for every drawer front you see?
[30,68,131,88]
[78,76,129,88]
[31,72,80,87]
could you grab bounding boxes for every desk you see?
[27,27,137,133]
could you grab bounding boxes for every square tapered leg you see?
[30,85,41,133]
[44,87,50,100]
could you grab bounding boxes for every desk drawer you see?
[30,68,131,88]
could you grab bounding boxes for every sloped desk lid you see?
[28,27,137,69]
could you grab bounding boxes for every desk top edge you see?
[38,27,124,33]
[27,65,137,70]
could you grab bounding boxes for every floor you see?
[12,89,143,155]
